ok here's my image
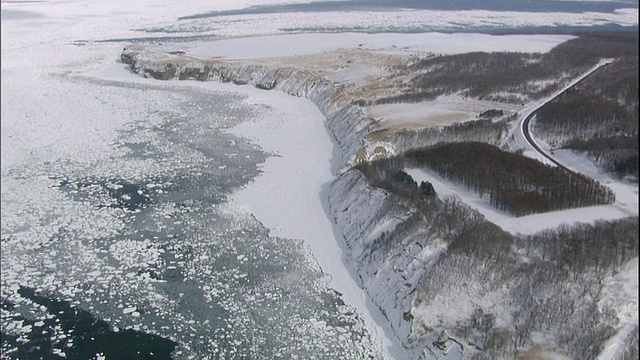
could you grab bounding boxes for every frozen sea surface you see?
[0,1,386,357]
[0,73,380,359]
[3,0,637,359]
[182,0,637,20]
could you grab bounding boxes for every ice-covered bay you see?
[1,0,389,358]
[1,68,383,358]
[226,88,407,359]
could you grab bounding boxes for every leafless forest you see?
[350,30,638,359]
[534,34,638,179]
[351,159,637,358]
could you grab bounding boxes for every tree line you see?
[350,159,637,359]
[387,116,513,155]
[403,142,616,216]
[533,50,638,180]
[369,31,638,106]
[565,136,638,179]
[534,91,635,147]
[343,30,638,358]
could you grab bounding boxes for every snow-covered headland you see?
[2,0,638,358]
[120,28,638,359]
[120,31,577,167]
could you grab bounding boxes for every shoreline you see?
[3,0,637,358]
[225,88,409,359]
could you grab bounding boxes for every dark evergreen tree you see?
[419,181,436,197]
[392,171,418,188]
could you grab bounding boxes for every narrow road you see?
[516,58,638,360]
[518,58,614,172]
[521,112,571,171]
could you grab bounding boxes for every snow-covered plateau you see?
[2,0,638,359]
[120,26,638,359]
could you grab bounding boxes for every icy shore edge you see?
[120,47,422,357]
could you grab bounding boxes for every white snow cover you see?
[550,148,639,213]
[3,0,639,359]
[597,258,639,360]
[502,58,639,219]
[1,0,337,171]
[406,167,635,236]
[173,8,638,39]
[225,90,408,359]
[365,95,522,130]
[187,32,576,60]
[328,169,419,346]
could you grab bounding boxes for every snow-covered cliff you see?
[119,47,638,360]
[121,47,374,166]
[120,46,429,353]
[328,169,454,358]
[120,46,444,356]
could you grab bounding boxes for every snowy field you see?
[365,95,523,131]
[2,0,638,359]
[399,60,639,236]
[186,32,576,60]
[406,167,636,236]
[2,0,396,358]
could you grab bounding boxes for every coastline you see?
[2,0,638,358]
[117,31,638,359]
[225,87,409,359]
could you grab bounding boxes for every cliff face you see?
[120,44,640,360]
[330,170,416,336]
[121,47,374,166]
[329,169,476,360]
[120,46,429,355]
[328,169,444,356]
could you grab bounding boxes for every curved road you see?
[517,59,638,360]
[518,58,614,172]
[521,111,572,172]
